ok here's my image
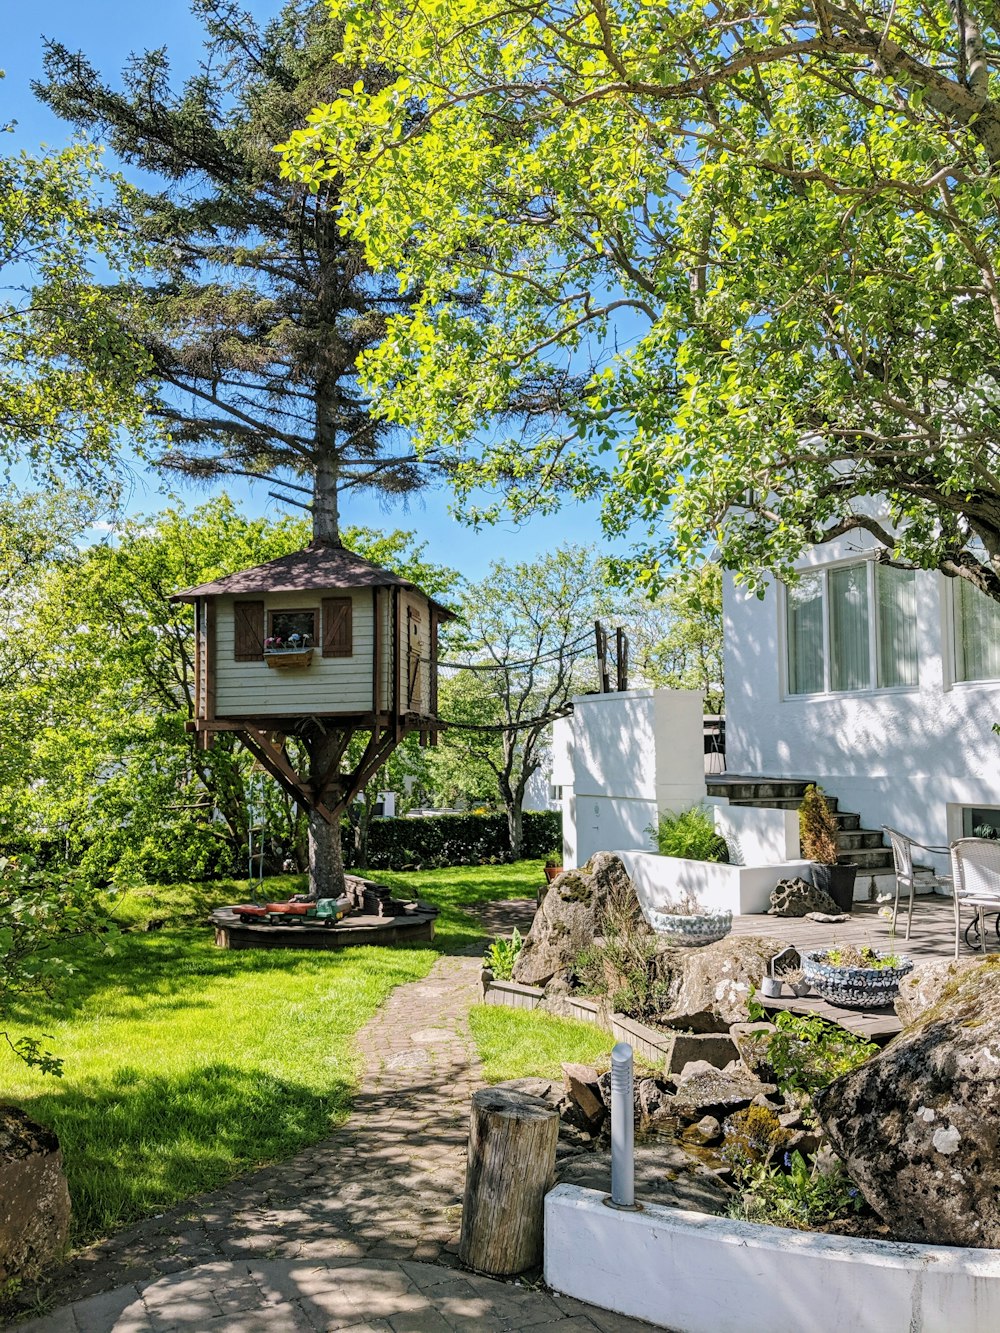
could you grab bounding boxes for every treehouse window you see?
[267,609,315,650]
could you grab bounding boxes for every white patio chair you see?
[949,838,1000,958]
[883,827,952,942]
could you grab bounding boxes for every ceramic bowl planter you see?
[647,909,733,947]
[802,949,913,1009]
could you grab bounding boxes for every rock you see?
[805,912,850,924]
[769,877,841,917]
[557,1142,732,1214]
[659,935,799,1025]
[894,957,982,1027]
[512,852,645,987]
[659,1030,738,1076]
[0,1106,71,1283]
[729,1021,777,1078]
[786,1129,824,1156]
[671,1069,777,1120]
[813,957,1000,1246]
[637,1078,673,1120]
[778,1110,805,1131]
[676,1059,720,1084]
[660,1009,732,1035]
[682,1115,722,1147]
[562,1063,604,1127]
[721,1104,795,1167]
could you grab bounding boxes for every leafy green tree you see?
[282,0,1000,602]
[0,497,460,889]
[630,564,723,713]
[431,547,601,858]
[0,142,149,491]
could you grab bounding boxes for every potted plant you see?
[646,891,733,947]
[799,784,855,913]
[802,944,913,1009]
[543,851,564,884]
[782,967,812,998]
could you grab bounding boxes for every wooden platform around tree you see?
[211,904,437,950]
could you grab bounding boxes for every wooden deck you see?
[731,894,989,1041]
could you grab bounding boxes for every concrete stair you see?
[706,775,897,874]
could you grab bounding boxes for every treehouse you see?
[171,540,454,825]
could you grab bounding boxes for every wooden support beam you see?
[204,599,217,721]
[237,725,338,825]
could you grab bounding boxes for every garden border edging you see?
[545,1183,1000,1333]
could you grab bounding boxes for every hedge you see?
[345,810,562,871]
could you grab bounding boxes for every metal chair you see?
[949,838,1000,958]
[883,827,952,942]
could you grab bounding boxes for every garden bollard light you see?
[607,1041,638,1210]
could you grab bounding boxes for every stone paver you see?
[16,1260,652,1332]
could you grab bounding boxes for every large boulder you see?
[894,957,982,1027]
[814,957,1000,1246]
[512,852,643,987]
[0,1106,71,1283]
[657,935,798,1025]
[768,877,840,917]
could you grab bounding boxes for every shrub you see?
[347,810,561,872]
[799,784,839,865]
[575,880,671,1020]
[649,806,729,862]
[746,998,878,1099]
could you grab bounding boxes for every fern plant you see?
[648,806,729,862]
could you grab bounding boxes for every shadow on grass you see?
[19,1060,352,1243]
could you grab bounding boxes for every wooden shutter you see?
[407,606,422,707]
[233,601,264,661]
[322,597,353,657]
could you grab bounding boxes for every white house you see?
[723,527,1000,872]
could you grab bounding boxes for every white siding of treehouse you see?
[399,591,432,713]
[213,591,375,716]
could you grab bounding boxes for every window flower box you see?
[264,647,314,669]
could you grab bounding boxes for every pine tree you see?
[37,1,441,895]
[37,0,427,545]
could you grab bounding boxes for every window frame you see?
[781,557,920,700]
[949,576,1000,687]
[266,606,317,645]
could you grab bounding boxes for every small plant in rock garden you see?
[648,807,729,863]
[575,882,672,1020]
[747,996,878,1100]
[799,785,839,864]
[729,1151,864,1230]
[821,944,901,970]
[483,927,523,980]
[721,1104,795,1175]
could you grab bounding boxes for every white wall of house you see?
[724,528,1000,872]
[555,688,707,866]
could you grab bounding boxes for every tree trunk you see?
[459,1087,559,1276]
[507,799,523,861]
[312,405,340,543]
[307,809,346,898]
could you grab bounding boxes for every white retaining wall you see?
[615,849,812,916]
[554,689,706,867]
[545,1184,1000,1333]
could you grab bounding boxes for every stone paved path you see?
[19,1258,650,1331]
[14,932,652,1331]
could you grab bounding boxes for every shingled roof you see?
[171,540,455,617]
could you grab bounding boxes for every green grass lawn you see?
[469,1006,616,1083]
[3,860,541,1243]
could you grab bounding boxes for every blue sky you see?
[5,0,632,581]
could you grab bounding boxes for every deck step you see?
[711,773,895,873]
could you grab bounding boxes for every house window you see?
[961,807,1000,839]
[954,580,1000,682]
[785,561,917,695]
[268,609,315,647]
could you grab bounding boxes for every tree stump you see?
[459,1086,559,1276]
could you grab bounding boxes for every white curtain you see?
[956,580,1000,682]
[829,565,870,692]
[786,573,825,694]
[876,565,918,687]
